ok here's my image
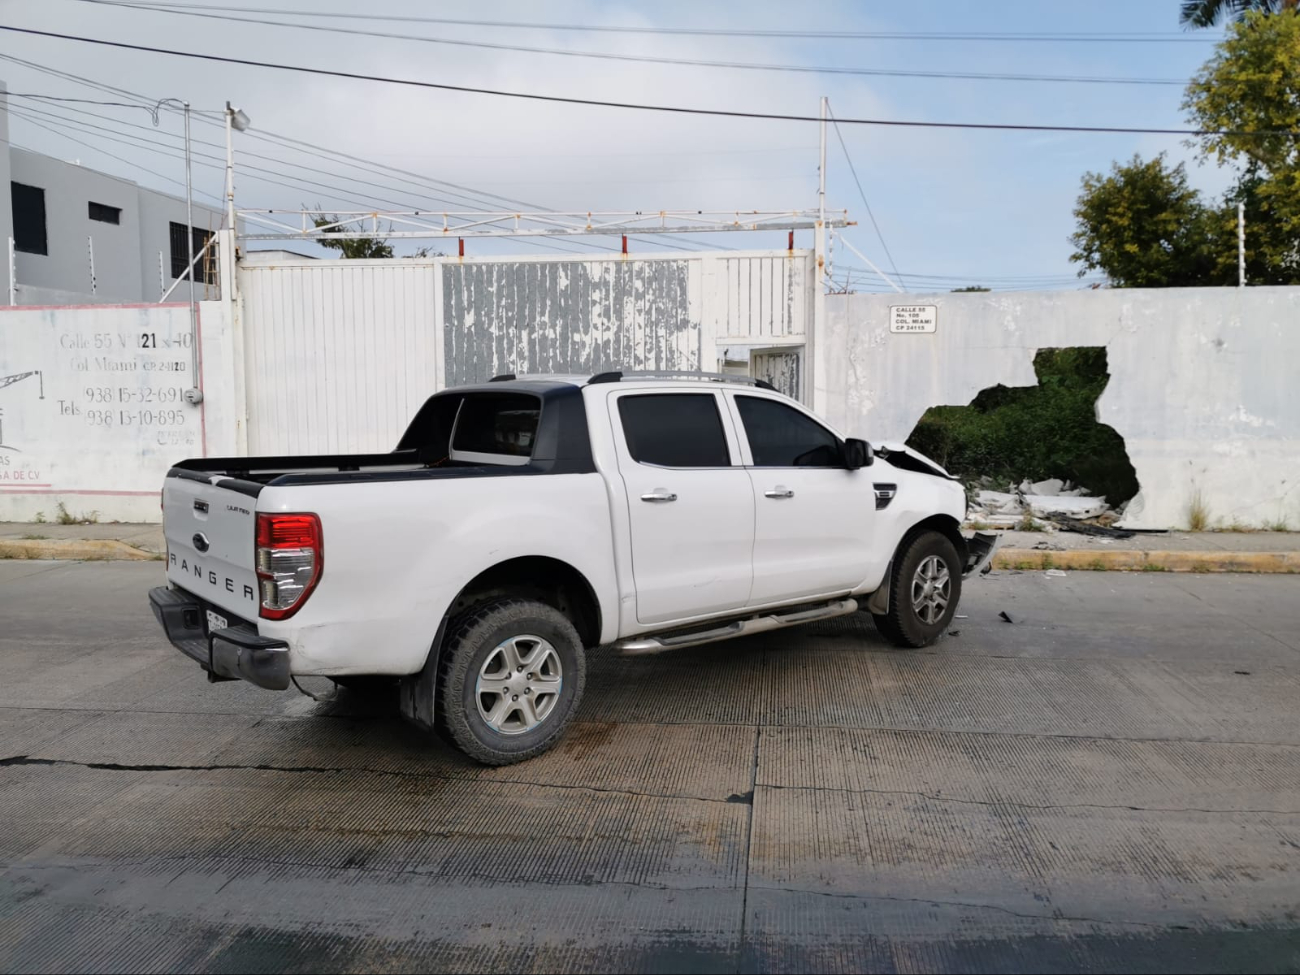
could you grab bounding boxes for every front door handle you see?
[764,487,795,499]
[641,489,678,503]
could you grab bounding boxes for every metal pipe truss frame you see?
[236,208,852,241]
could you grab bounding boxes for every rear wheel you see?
[436,597,586,765]
[872,530,963,648]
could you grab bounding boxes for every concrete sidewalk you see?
[1,522,1297,572]
[988,528,1300,573]
[0,522,164,561]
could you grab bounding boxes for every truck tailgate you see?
[163,474,261,620]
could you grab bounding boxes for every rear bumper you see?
[148,586,291,691]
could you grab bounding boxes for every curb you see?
[0,538,159,561]
[995,548,1300,574]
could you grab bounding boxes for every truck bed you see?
[169,449,548,495]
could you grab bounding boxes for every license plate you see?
[206,609,228,633]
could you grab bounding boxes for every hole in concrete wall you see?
[905,347,1140,506]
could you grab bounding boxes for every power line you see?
[0,65,675,255]
[8,104,635,254]
[7,112,379,215]
[70,1,1190,86]
[4,26,1287,138]
[0,56,719,254]
[6,103,428,212]
[2,91,204,113]
[7,116,226,206]
[78,0,1220,43]
[827,106,906,291]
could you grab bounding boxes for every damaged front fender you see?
[963,531,999,577]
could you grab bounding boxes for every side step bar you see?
[613,598,858,656]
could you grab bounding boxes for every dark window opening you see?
[169,221,216,284]
[88,201,121,225]
[618,393,730,468]
[736,395,842,467]
[11,182,48,255]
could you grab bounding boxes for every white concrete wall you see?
[823,287,1300,529]
[0,300,233,522]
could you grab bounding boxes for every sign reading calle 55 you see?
[889,305,938,334]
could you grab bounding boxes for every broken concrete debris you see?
[966,477,1133,536]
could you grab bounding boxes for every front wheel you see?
[436,597,586,765]
[872,530,963,648]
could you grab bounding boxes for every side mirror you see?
[842,438,873,470]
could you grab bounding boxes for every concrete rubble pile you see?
[966,477,1122,529]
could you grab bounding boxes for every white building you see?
[1,84,227,305]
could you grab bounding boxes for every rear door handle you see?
[764,487,795,499]
[641,490,678,503]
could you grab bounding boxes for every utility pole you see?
[1238,201,1246,288]
[818,96,828,289]
[810,95,829,417]
[156,97,200,402]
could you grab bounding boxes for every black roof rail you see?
[488,373,517,382]
[585,370,782,391]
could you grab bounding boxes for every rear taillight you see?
[255,513,323,620]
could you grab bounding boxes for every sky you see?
[0,0,1242,291]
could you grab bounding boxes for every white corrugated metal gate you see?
[237,249,813,455]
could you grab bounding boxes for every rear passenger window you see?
[449,393,540,466]
[619,394,730,468]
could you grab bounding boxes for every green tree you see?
[1179,0,1295,28]
[311,211,394,259]
[1183,11,1300,280]
[1069,154,1233,286]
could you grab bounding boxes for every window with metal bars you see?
[88,201,122,225]
[168,221,216,284]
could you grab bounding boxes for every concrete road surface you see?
[1,561,1298,973]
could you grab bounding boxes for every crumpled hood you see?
[873,442,955,480]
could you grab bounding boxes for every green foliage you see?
[311,210,395,259]
[1183,11,1300,282]
[1071,13,1300,286]
[1069,154,1234,287]
[1180,0,1295,29]
[906,347,1140,505]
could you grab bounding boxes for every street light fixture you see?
[225,103,250,239]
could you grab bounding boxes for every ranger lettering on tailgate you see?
[168,551,256,603]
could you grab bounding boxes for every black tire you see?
[436,597,586,766]
[872,530,963,648]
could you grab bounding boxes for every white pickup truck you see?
[149,372,995,764]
